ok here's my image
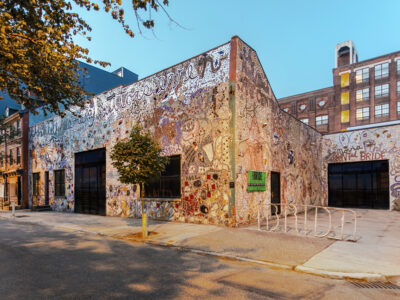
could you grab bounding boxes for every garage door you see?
[328,161,389,209]
[74,149,106,215]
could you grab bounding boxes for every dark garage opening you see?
[75,149,106,215]
[328,160,389,209]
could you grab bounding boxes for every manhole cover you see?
[349,281,400,289]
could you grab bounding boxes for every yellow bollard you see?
[142,213,148,238]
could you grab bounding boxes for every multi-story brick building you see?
[0,109,29,210]
[279,40,400,134]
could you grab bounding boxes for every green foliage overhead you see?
[110,124,169,185]
[0,0,170,116]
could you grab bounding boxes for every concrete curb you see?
[294,265,387,282]
[1,214,396,283]
[143,239,390,282]
[144,240,294,270]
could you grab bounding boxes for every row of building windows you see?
[341,81,400,105]
[31,157,182,200]
[341,61,400,87]
[341,103,400,123]
[32,170,65,197]
[301,101,400,126]
[0,148,21,167]
[0,120,22,138]
[354,104,390,121]
[31,156,182,201]
[300,115,329,125]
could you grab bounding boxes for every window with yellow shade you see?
[341,91,349,105]
[341,73,350,87]
[341,110,349,123]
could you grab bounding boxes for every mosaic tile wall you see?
[233,40,325,224]
[322,125,400,210]
[29,43,235,225]
[29,38,333,225]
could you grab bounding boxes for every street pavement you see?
[0,218,399,299]
[0,209,399,285]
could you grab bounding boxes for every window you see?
[0,152,3,167]
[16,119,20,133]
[341,110,349,123]
[375,63,389,79]
[397,81,400,94]
[54,169,65,197]
[300,118,309,125]
[316,115,328,125]
[341,73,349,87]
[375,104,389,118]
[356,88,369,101]
[397,102,400,114]
[356,68,369,83]
[341,91,349,105]
[375,84,389,98]
[9,149,13,165]
[397,60,400,74]
[145,155,181,198]
[33,173,40,196]
[16,148,20,165]
[356,107,370,120]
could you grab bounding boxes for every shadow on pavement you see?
[0,220,231,299]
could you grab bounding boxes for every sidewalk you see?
[1,209,399,283]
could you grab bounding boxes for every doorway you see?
[44,171,49,206]
[74,149,106,215]
[17,177,22,206]
[328,161,389,209]
[271,171,281,214]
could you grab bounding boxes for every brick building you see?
[278,40,400,134]
[0,109,29,209]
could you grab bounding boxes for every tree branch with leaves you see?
[0,0,172,116]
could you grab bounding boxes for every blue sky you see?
[74,0,400,98]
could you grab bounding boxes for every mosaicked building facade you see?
[322,125,400,210]
[28,37,325,226]
[27,36,400,227]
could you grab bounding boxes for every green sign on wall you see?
[247,170,266,192]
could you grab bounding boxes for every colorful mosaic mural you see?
[30,43,234,225]
[323,126,400,210]
[29,37,344,226]
[232,39,325,224]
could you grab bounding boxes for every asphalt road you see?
[0,218,398,299]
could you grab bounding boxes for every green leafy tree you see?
[0,0,173,116]
[111,124,169,237]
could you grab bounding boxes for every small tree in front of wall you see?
[110,124,169,238]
